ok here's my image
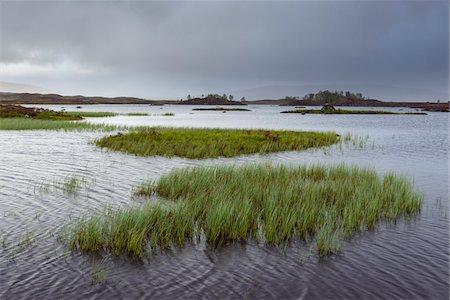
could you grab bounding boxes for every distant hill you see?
[0,92,159,105]
[0,82,53,94]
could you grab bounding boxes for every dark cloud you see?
[1,1,448,101]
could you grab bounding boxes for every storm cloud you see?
[0,1,448,101]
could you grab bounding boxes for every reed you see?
[68,164,422,257]
[94,127,339,159]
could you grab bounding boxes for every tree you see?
[241,97,246,102]
[222,94,227,100]
[187,94,191,100]
[201,94,204,98]
[229,95,234,101]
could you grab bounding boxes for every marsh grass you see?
[0,118,126,131]
[91,258,108,285]
[94,127,339,159]
[66,112,150,117]
[65,111,118,117]
[62,176,82,194]
[161,113,175,116]
[16,231,35,250]
[69,164,422,257]
[34,176,96,195]
[126,113,149,116]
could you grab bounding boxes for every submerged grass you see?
[69,164,422,257]
[34,176,96,195]
[62,176,82,194]
[91,258,108,285]
[94,127,339,159]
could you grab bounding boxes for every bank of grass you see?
[65,112,150,117]
[94,127,339,159]
[193,107,251,111]
[126,113,149,116]
[69,164,422,257]
[161,112,175,116]
[0,118,124,131]
[65,111,118,117]
[281,109,427,115]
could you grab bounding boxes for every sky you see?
[0,1,448,101]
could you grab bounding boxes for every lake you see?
[1,104,448,299]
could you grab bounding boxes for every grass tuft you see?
[68,164,422,257]
[0,118,126,131]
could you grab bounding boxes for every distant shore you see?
[0,92,448,112]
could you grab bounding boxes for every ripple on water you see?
[0,107,448,299]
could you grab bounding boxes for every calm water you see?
[1,105,448,299]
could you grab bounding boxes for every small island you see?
[179,93,246,105]
[281,104,427,115]
[192,107,251,111]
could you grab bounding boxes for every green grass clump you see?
[161,113,175,116]
[1,105,83,120]
[94,127,339,159]
[65,111,118,118]
[0,118,125,131]
[281,109,427,115]
[62,176,81,194]
[91,259,108,285]
[193,108,251,111]
[69,164,422,257]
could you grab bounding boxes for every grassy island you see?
[0,118,125,131]
[0,105,152,130]
[69,164,422,257]
[65,111,118,118]
[1,105,83,120]
[192,107,251,111]
[94,127,339,159]
[65,112,150,117]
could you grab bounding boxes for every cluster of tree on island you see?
[285,90,368,102]
[181,90,369,102]
[183,94,246,102]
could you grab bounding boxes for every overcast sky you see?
[0,1,448,101]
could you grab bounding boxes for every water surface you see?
[1,105,448,299]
